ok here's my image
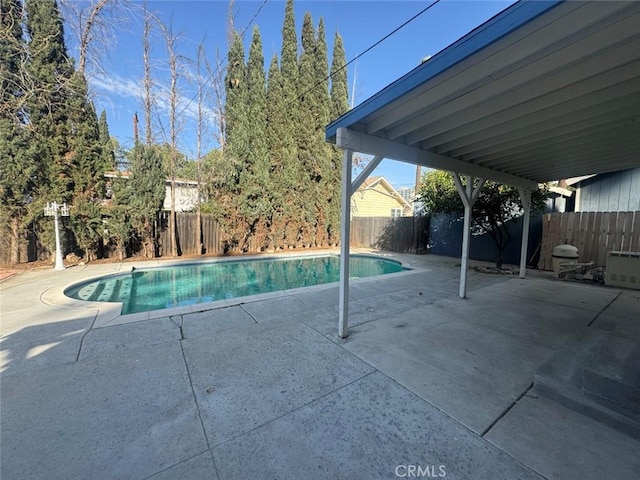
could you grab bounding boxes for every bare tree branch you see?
[142,2,154,145]
[60,0,134,80]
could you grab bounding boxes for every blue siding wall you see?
[428,213,543,267]
[578,168,640,212]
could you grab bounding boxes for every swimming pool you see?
[64,255,406,315]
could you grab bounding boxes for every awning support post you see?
[338,148,354,338]
[453,174,485,299]
[517,187,532,279]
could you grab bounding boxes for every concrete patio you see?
[1,252,638,480]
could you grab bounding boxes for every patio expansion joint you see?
[238,304,259,323]
[481,382,533,438]
[209,369,378,450]
[480,383,554,480]
[139,449,213,480]
[177,338,220,479]
[587,290,622,327]
[74,310,99,362]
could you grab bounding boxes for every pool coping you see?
[41,250,420,329]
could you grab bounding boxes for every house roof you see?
[326,0,640,188]
[357,176,413,210]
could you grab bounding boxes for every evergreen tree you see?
[24,0,76,260]
[0,0,25,118]
[224,31,248,176]
[67,71,103,201]
[25,0,75,203]
[67,71,105,261]
[266,54,290,249]
[0,0,39,263]
[98,110,115,170]
[214,30,249,251]
[23,0,109,261]
[297,12,319,246]
[279,0,302,247]
[328,32,349,244]
[103,173,132,260]
[129,144,165,258]
[242,26,271,250]
[314,18,330,130]
[330,32,349,121]
[313,18,332,246]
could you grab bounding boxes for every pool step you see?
[534,328,640,439]
[76,277,131,303]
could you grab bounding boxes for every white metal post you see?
[453,175,485,299]
[518,187,532,279]
[44,202,69,271]
[338,149,353,338]
[53,210,64,270]
[459,175,472,298]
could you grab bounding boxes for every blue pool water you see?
[65,255,405,314]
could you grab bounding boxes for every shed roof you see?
[326,0,640,187]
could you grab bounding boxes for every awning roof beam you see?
[336,128,537,190]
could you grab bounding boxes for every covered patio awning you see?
[325,0,640,338]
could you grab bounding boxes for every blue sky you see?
[70,0,516,188]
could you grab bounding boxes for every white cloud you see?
[91,73,220,134]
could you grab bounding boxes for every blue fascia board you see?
[325,0,565,142]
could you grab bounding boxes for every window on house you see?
[391,208,402,218]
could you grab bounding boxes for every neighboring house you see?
[104,171,200,212]
[352,176,413,217]
[562,168,640,212]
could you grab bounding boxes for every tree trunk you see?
[495,249,504,270]
[10,216,20,264]
[170,181,177,257]
[196,204,203,255]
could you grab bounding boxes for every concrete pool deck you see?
[1,251,639,479]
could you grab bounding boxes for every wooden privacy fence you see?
[158,212,222,257]
[350,216,429,253]
[1,213,429,264]
[539,211,640,270]
[159,214,429,257]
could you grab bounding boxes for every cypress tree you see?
[242,26,271,251]
[24,0,76,261]
[313,18,332,246]
[297,12,319,246]
[279,0,302,247]
[225,31,248,176]
[328,32,349,244]
[217,31,249,250]
[67,71,106,260]
[25,0,75,202]
[98,110,116,170]
[330,32,349,120]
[67,72,103,201]
[0,0,25,117]
[25,0,107,261]
[0,0,39,263]
[129,144,165,258]
[266,54,289,250]
[281,0,298,99]
[314,18,330,129]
